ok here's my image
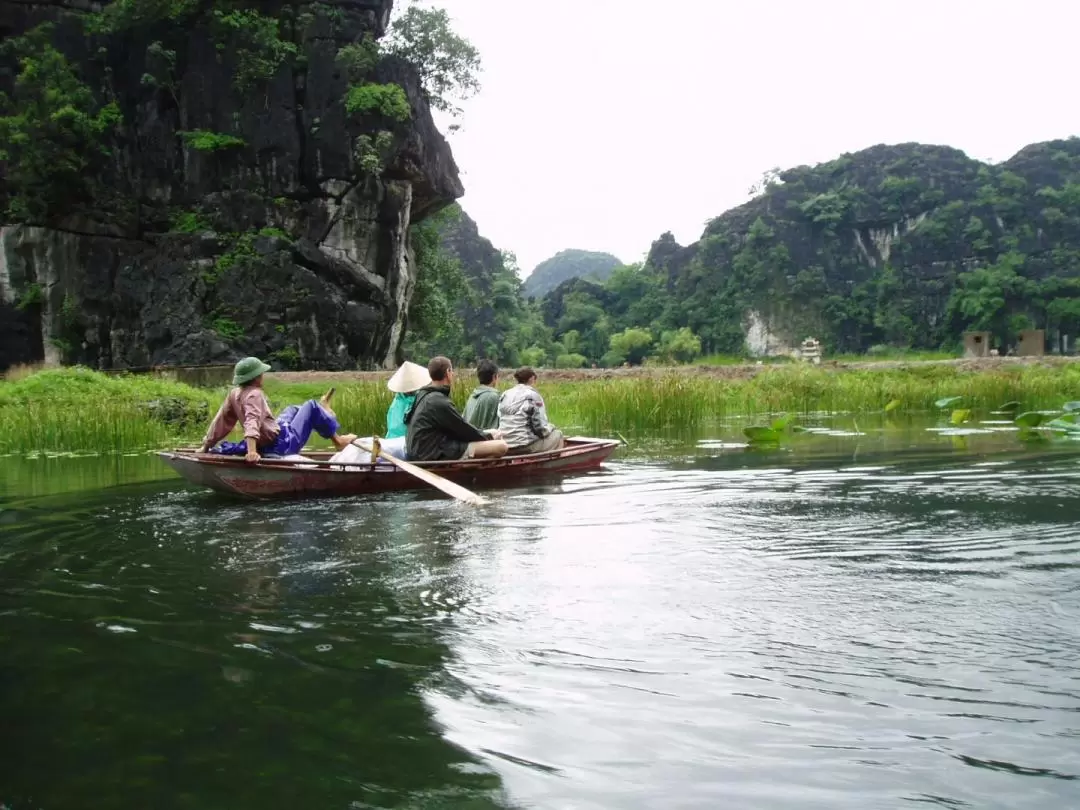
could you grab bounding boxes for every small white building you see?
[798,337,822,365]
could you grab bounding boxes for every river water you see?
[2,425,1079,809]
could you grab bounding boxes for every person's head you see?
[428,355,454,386]
[233,356,271,387]
[476,359,499,386]
[514,366,537,386]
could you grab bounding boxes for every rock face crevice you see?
[0,0,463,371]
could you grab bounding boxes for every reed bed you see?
[550,364,1080,433]
[2,364,1078,454]
[0,368,215,455]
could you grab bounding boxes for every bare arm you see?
[201,399,236,450]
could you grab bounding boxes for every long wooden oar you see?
[352,439,489,506]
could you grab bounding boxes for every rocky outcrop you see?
[0,0,462,371]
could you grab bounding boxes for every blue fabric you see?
[213,399,340,456]
[385,392,415,439]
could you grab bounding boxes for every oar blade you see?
[354,440,489,505]
[394,457,489,505]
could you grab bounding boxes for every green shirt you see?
[385,392,415,439]
[463,385,500,431]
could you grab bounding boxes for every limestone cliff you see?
[0,0,462,371]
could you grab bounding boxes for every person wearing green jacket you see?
[385,361,431,439]
[463,359,500,431]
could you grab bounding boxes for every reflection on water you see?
[2,427,1079,809]
[0,453,171,500]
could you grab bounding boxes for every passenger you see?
[498,366,564,455]
[463,359,500,431]
[327,360,430,465]
[385,360,431,439]
[200,356,357,462]
[405,356,509,461]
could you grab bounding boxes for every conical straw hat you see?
[387,360,431,393]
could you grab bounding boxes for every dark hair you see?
[514,367,537,385]
[428,356,452,382]
[476,359,499,385]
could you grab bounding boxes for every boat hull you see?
[157,437,620,499]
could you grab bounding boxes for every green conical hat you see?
[232,356,272,385]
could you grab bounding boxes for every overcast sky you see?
[428,0,1080,276]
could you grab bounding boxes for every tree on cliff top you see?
[0,25,122,220]
[385,1,481,118]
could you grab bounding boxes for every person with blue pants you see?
[199,357,357,462]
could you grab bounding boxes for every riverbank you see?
[2,360,1079,455]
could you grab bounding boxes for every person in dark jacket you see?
[405,356,509,461]
[463,359,500,431]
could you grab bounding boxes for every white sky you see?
[429,0,1080,276]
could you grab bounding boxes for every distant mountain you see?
[522,249,623,298]
[644,138,1080,354]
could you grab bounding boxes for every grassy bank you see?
[2,363,1079,455]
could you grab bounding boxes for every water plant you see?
[950,409,972,425]
[743,414,799,446]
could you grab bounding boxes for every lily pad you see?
[1017,427,1049,443]
[770,414,792,432]
[744,426,781,443]
[884,399,902,413]
[950,409,972,425]
[1014,411,1045,428]
[1064,401,1080,413]
[935,396,963,409]
[997,400,1022,413]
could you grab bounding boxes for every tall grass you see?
[0,368,215,455]
[2,364,1079,454]
[551,364,1080,433]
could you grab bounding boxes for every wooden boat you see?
[158,437,620,500]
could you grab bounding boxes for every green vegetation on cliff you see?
[0,24,122,220]
[522,249,624,299]
[384,3,481,119]
[405,205,550,366]
[645,139,1080,357]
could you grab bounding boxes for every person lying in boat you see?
[199,356,357,463]
[463,359,500,431]
[405,356,509,461]
[498,366,565,455]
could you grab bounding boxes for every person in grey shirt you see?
[498,366,564,455]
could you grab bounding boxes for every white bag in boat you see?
[329,436,407,466]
